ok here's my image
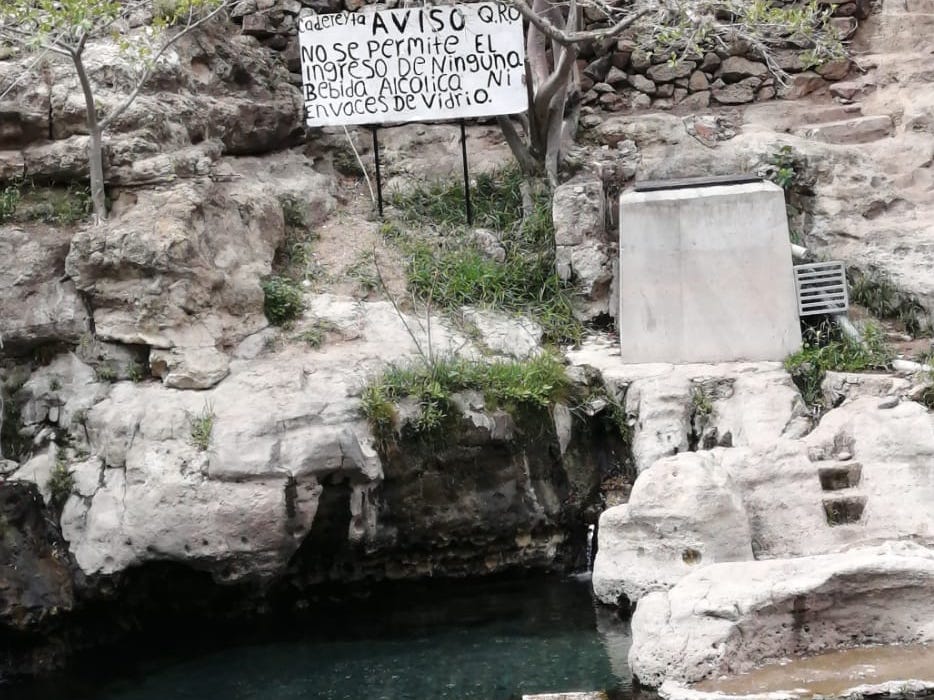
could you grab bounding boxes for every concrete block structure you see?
[618,181,802,363]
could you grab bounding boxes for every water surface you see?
[7,576,635,700]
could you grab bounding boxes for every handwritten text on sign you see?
[299,3,528,127]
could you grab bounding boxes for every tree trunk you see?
[87,126,106,223]
[71,48,107,222]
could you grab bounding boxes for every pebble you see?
[877,396,900,409]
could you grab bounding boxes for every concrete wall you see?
[618,181,801,363]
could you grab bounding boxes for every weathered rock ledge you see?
[629,542,934,687]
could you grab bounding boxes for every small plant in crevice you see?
[346,250,379,295]
[279,193,309,232]
[262,275,305,326]
[47,450,75,510]
[764,145,800,191]
[127,361,146,383]
[95,363,117,383]
[784,319,892,412]
[0,181,21,223]
[691,387,713,419]
[189,403,215,452]
[332,143,366,178]
[295,319,338,349]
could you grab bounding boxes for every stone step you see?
[822,495,867,526]
[795,115,894,145]
[818,463,862,491]
[742,102,861,132]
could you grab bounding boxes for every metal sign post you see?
[370,126,384,218]
[460,120,473,226]
[367,121,473,225]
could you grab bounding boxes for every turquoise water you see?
[7,576,635,700]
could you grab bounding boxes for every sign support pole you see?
[459,119,473,226]
[371,126,384,218]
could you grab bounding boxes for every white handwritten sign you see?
[298,2,527,127]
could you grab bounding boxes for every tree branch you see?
[510,0,650,46]
[100,0,232,131]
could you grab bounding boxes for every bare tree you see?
[501,0,845,188]
[0,0,233,223]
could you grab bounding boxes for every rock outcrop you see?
[629,542,934,687]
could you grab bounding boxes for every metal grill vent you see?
[794,261,849,317]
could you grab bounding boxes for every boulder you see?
[782,71,827,99]
[720,56,769,83]
[592,450,754,607]
[150,346,231,390]
[461,308,543,360]
[688,71,709,92]
[646,60,695,83]
[629,542,934,686]
[629,74,656,95]
[711,77,760,104]
[817,58,852,81]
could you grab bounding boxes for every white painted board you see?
[298,2,528,127]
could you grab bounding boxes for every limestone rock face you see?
[7,295,602,588]
[0,25,303,186]
[592,450,754,606]
[553,179,611,321]
[64,153,334,352]
[0,226,89,352]
[576,341,934,624]
[629,542,934,686]
[593,396,934,609]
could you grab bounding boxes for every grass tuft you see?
[849,268,927,335]
[189,403,215,452]
[388,167,582,344]
[361,353,568,441]
[784,320,892,409]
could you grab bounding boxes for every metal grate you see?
[794,261,849,317]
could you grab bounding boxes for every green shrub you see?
[361,353,568,439]
[127,361,146,382]
[43,184,93,225]
[262,275,305,326]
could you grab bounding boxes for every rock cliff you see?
[1,0,934,688]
